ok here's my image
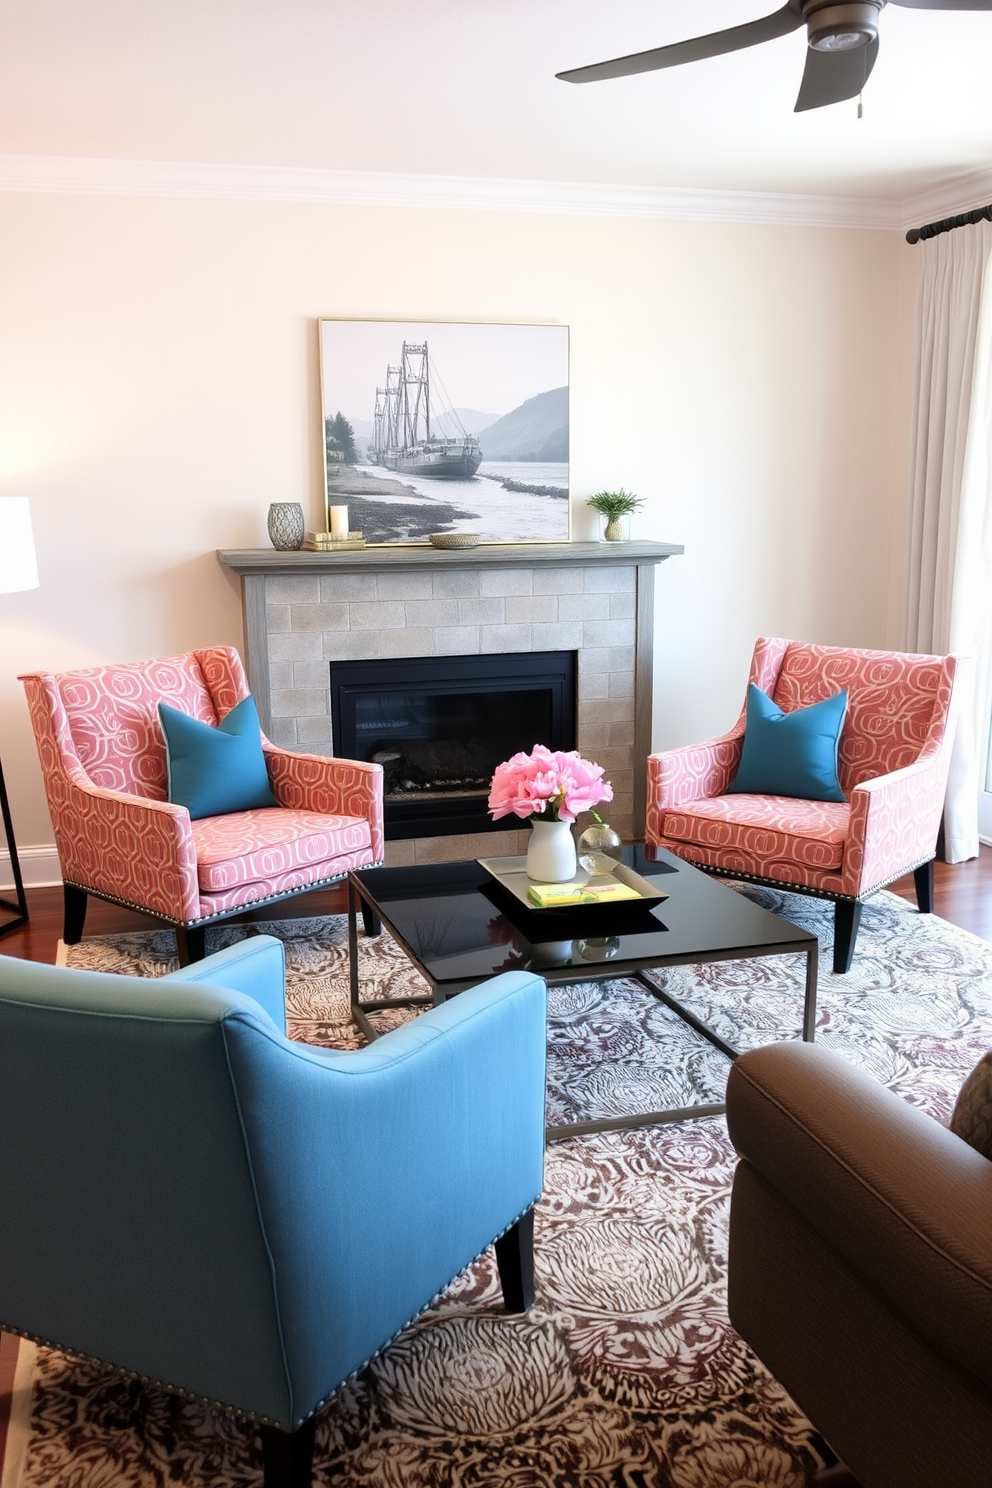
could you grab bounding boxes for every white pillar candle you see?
[329,504,349,535]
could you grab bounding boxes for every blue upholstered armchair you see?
[0,939,547,1487]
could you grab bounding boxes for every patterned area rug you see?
[4,887,992,1487]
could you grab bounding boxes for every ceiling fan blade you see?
[794,35,878,111]
[556,3,803,84]
[889,0,992,9]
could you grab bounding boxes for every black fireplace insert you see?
[329,651,577,839]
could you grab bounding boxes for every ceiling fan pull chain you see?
[858,90,863,118]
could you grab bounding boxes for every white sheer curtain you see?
[905,218,992,863]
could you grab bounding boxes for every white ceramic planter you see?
[526,818,577,883]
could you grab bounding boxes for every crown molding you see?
[0,151,912,229]
[900,167,992,234]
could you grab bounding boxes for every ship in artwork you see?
[369,341,483,480]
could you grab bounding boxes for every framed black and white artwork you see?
[318,318,569,545]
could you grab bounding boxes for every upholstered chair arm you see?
[20,669,201,920]
[56,782,201,921]
[841,749,949,897]
[222,969,548,1417]
[263,745,385,862]
[727,1042,992,1394]
[646,731,744,836]
[165,935,287,1032]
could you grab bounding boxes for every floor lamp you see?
[0,497,38,938]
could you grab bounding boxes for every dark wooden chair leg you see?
[260,1417,317,1488]
[175,925,207,966]
[63,883,88,944]
[361,906,381,938]
[913,858,935,915]
[494,1207,535,1313]
[832,899,863,975]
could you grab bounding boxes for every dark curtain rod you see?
[906,203,992,245]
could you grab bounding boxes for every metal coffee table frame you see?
[347,850,818,1142]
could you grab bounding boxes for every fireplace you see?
[330,651,577,839]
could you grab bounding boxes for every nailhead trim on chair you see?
[63,861,386,929]
[692,854,933,906]
[0,1197,541,1431]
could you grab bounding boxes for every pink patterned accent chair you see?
[646,638,958,974]
[20,647,384,962]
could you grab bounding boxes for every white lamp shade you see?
[0,498,39,593]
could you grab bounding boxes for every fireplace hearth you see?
[330,652,576,839]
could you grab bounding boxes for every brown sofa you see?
[726,1042,992,1488]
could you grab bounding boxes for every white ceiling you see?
[2,0,991,211]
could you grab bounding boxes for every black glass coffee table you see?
[347,845,818,1140]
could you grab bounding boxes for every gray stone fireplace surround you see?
[219,541,681,867]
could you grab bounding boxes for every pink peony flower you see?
[488,744,613,824]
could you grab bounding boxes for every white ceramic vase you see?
[526,818,577,883]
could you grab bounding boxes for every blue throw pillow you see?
[727,684,848,803]
[158,695,277,819]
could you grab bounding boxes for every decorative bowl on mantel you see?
[428,533,480,549]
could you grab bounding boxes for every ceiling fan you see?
[557,0,992,113]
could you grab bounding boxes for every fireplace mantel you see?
[219,539,682,577]
[219,540,683,864]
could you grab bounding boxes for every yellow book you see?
[527,881,641,909]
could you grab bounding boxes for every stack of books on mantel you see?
[302,531,366,551]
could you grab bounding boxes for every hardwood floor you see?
[888,845,992,942]
[2,846,992,965]
[0,883,350,965]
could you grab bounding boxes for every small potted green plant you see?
[587,488,644,542]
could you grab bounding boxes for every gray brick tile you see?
[505,595,559,624]
[268,661,294,692]
[576,726,610,754]
[583,565,636,593]
[414,833,470,864]
[384,838,417,867]
[433,627,482,654]
[271,688,327,719]
[403,599,460,628]
[577,647,612,675]
[376,571,433,601]
[556,592,611,623]
[433,570,480,598]
[349,600,406,629]
[268,717,298,749]
[579,673,610,700]
[323,630,381,660]
[379,627,433,657]
[531,622,584,652]
[481,623,533,652]
[265,604,291,634]
[607,671,636,700]
[533,567,584,595]
[319,573,377,602]
[269,631,323,662]
[479,569,533,597]
[267,575,319,605]
[292,602,349,633]
[296,717,334,748]
[293,660,331,690]
[582,619,636,649]
[577,745,630,774]
[458,597,504,626]
[610,590,636,620]
[579,698,632,727]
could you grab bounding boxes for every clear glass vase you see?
[577,821,623,876]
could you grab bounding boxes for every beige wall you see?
[0,189,918,878]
